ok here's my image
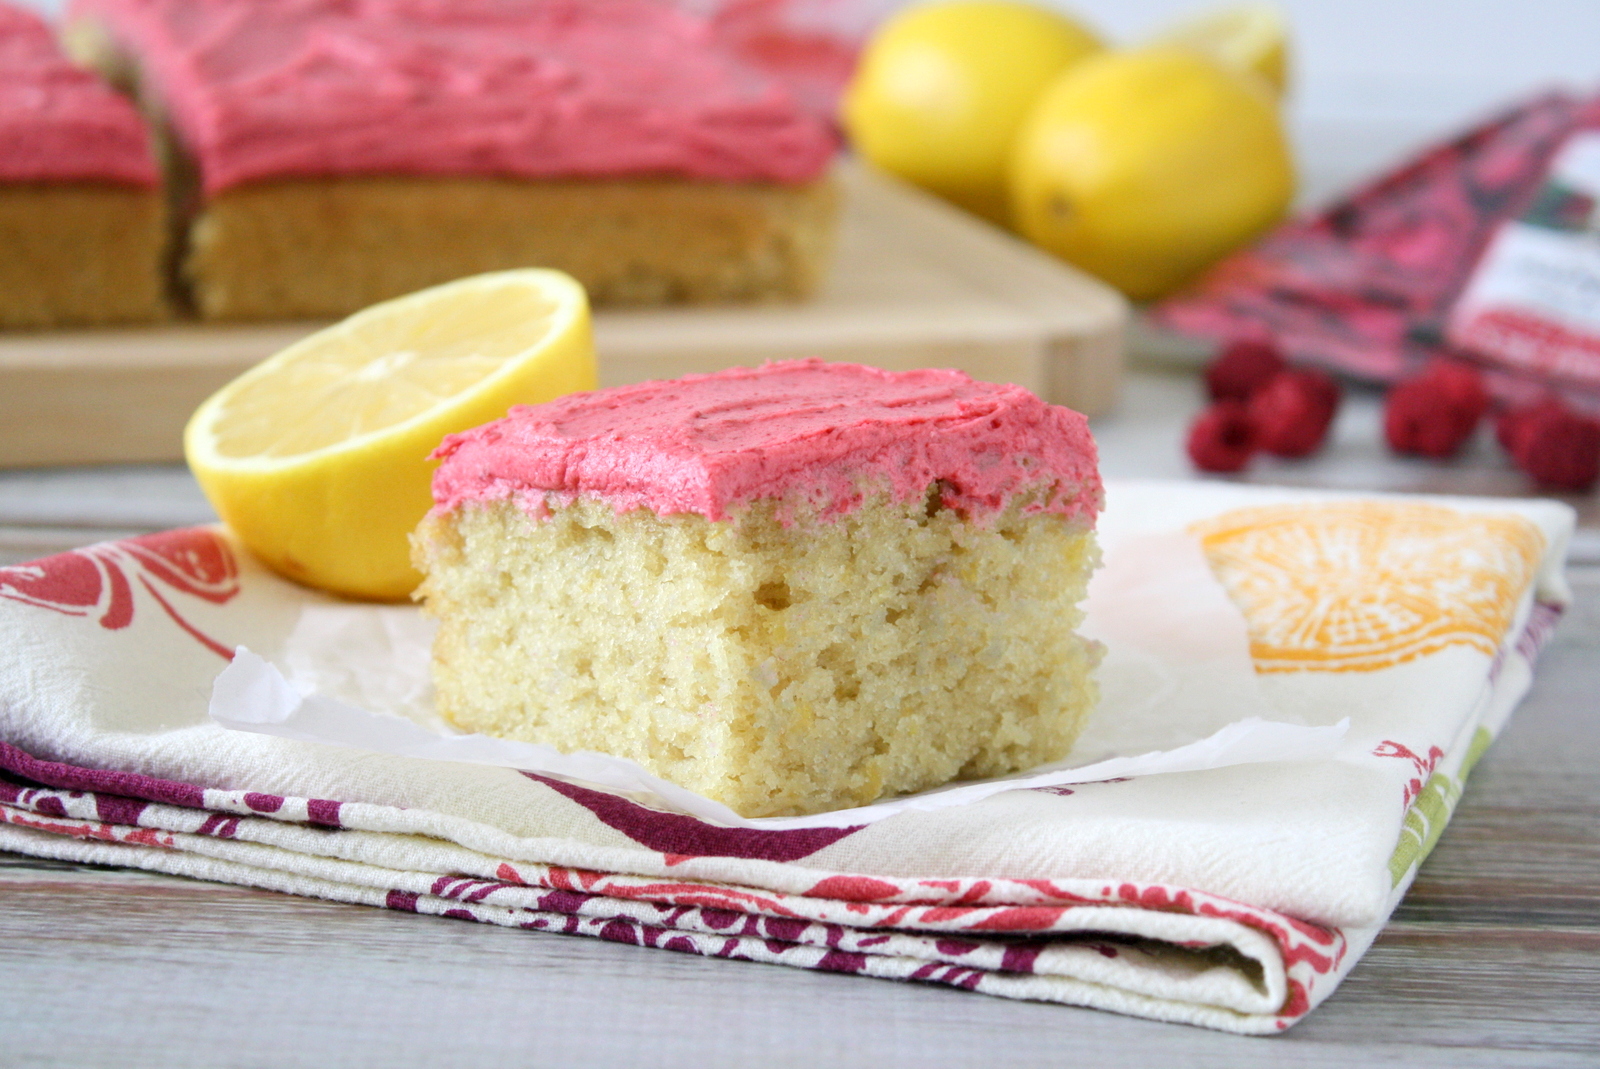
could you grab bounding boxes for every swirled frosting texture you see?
[69,0,838,196]
[0,3,157,184]
[431,360,1103,525]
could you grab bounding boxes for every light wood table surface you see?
[2,366,1597,1067]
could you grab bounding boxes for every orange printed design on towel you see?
[1190,502,1544,674]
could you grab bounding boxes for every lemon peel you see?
[842,0,1101,224]
[1009,45,1294,301]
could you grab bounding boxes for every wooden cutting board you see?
[0,161,1126,467]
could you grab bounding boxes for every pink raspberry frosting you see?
[68,0,839,197]
[431,360,1103,526]
[0,3,157,184]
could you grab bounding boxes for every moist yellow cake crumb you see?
[413,489,1100,818]
[0,183,166,329]
[183,174,839,321]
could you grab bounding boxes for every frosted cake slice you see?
[0,2,163,328]
[65,0,839,321]
[412,360,1103,818]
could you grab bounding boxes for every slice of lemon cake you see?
[1,2,164,328]
[412,360,1103,817]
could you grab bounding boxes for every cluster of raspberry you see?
[1185,341,1600,492]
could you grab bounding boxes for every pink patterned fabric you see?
[1154,93,1600,412]
[0,487,1572,1034]
[0,742,1344,1029]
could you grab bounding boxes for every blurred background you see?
[8,0,1600,506]
[1037,0,1600,207]
[20,0,1600,207]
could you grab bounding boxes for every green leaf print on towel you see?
[1387,727,1496,886]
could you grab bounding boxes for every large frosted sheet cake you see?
[66,0,839,320]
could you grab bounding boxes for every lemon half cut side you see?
[185,269,597,601]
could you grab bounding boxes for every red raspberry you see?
[1498,399,1600,491]
[1384,359,1489,458]
[1187,399,1258,472]
[1247,367,1341,458]
[1205,340,1287,401]
[1495,398,1565,456]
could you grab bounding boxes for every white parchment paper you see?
[209,525,1348,829]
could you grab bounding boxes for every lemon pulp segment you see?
[209,281,562,460]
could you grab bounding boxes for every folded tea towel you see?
[0,480,1573,1034]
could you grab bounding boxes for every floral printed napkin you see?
[0,480,1572,1034]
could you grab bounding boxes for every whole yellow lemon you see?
[1009,45,1294,300]
[842,0,1101,225]
[1148,2,1290,97]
